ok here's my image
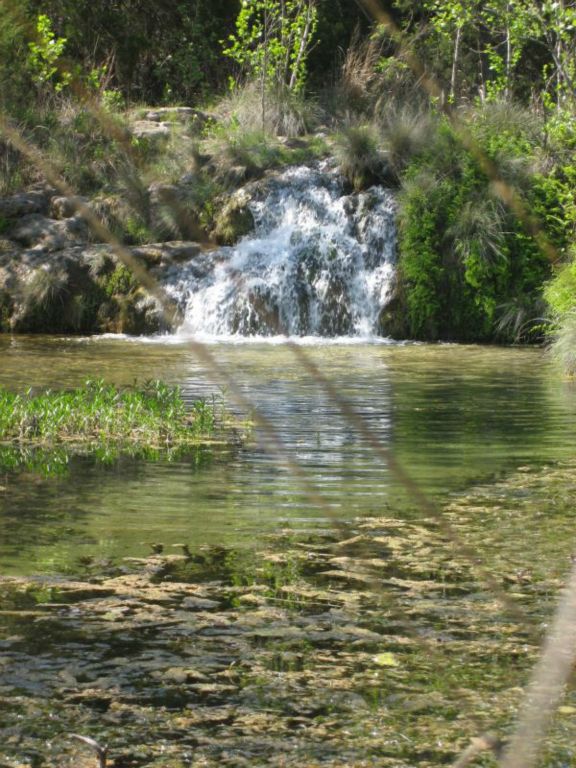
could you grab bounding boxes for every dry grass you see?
[214,81,322,137]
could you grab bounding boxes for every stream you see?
[1,337,575,575]
[1,336,576,767]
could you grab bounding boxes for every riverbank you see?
[1,98,574,345]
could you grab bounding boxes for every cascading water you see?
[172,164,397,339]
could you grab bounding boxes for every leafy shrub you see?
[396,110,554,342]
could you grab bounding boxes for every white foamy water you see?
[168,165,397,339]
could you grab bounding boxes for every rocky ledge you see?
[0,183,226,336]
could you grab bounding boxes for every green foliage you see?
[102,265,137,297]
[223,0,318,94]
[397,112,553,342]
[27,14,71,93]
[550,311,576,375]
[0,380,216,459]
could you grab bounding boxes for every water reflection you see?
[0,336,575,574]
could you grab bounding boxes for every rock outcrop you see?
[0,183,206,335]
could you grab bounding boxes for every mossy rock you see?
[101,288,165,335]
[11,261,105,334]
[0,238,16,254]
[378,292,409,340]
[98,263,138,298]
[0,288,14,331]
[211,192,254,246]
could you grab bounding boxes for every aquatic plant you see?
[0,379,220,465]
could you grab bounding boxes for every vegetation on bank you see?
[1,0,576,357]
[0,379,224,473]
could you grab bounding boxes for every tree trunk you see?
[505,2,512,100]
[289,1,314,91]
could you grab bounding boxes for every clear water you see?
[1,335,575,576]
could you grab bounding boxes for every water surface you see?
[1,335,575,575]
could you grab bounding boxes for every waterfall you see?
[171,164,397,339]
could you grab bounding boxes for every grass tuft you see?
[334,124,383,191]
[550,312,576,375]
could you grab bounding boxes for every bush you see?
[395,109,554,342]
[215,82,322,137]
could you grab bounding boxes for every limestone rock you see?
[9,214,89,251]
[145,107,215,134]
[148,182,205,241]
[0,188,51,219]
[131,120,170,140]
[50,195,88,220]
[212,190,254,246]
[145,107,194,122]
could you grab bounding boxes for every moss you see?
[212,194,254,245]
[99,264,137,298]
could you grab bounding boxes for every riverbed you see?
[1,337,576,766]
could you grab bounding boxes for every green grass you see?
[0,379,219,458]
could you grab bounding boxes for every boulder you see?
[133,242,202,268]
[0,241,204,335]
[212,190,254,246]
[0,188,51,220]
[145,107,194,122]
[148,183,205,241]
[145,107,215,135]
[9,214,89,251]
[50,196,88,220]
[131,120,170,140]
